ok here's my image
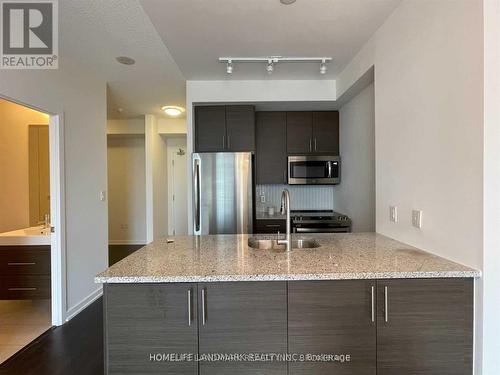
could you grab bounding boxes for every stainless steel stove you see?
[291,210,352,233]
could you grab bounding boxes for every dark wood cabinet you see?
[255,112,287,184]
[286,111,313,154]
[286,111,339,155]
[0,245,51,299]
[313,111,339,154]
[195,105,255,152]
[225,106,255,152]
[255,219,286,234]
[376,278,473,375]
[288,280,376,375]
[198,282,287,375]
[104,283,198,375]
[195,106,227,152]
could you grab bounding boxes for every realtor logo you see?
[0,0,58,69]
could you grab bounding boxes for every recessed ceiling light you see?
[116,56,135,65]
[280,0,296,4]
[162,105,185,117]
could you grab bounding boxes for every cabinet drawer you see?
[1,275,51,299]
[0,246,51,275]
[255,219,286,233]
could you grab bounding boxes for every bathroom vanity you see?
[96,233,479,375]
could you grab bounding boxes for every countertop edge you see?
[95,270,481,284]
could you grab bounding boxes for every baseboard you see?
[65,287,103,322]
[108,240,146,245]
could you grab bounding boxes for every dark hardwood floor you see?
[0,297,104,375]
[108,244,144,266]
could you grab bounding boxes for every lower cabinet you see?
[288,280,376,375]
[104,279,473,375]
[105,283,198,374]
[198,282,287,375]
[377,278,473,375]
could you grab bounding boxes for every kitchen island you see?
[96,233,479,375]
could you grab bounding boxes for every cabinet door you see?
[312,111,339,154]
[256,112,287,184]
[255,219,286,233]
[288,280,376,375]
[105,284,198,375]
[198,282,287,375]
[225,105,255,152]
[286,112,313,154]
[377,279,473,375]
[195,106,226,152]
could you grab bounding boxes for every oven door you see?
[288,155,340,185]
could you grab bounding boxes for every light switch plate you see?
[260,195,266,203]
[389,206,398,222]
[412,210,422,228]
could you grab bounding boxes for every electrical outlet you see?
[389,206,398,222]
[260,195,266,203]
[412,210,422,229]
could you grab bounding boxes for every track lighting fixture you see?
[219,56,332,75]
[266,60,274,74]
[320,60,327,74]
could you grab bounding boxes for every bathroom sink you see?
[248,237,320,250]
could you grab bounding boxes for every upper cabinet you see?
[286,111,339,155]
[256,112,287,184]
[313,111,339,154]
[195,105,255,152]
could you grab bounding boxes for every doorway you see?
[167,137,188,235]
[0,96,65,363]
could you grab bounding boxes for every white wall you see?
[336,0,484,372]
[482,1,500,373]
[0,59,107,317]
[335,83,375,232]
[107,135,146,244]
[107,118,145,135]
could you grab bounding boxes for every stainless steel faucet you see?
[277,189,292,252]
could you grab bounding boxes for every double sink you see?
[248,237,320,251]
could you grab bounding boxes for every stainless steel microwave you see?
[288,155,340,185]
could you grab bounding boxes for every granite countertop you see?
[95,233,480,283]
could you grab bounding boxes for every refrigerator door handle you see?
[193,155,201,234]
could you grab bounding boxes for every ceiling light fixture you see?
[280,0,296,4]
[219,56,332,75]
[162,105,185,117]
[319,59,327,74]
[116,56,136,65]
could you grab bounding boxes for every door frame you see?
[0,94,66,326]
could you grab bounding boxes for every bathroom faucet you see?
[277,189,291,252]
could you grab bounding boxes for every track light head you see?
[319,60,327,74]
[226,60,233,74]
[267,60,274,74]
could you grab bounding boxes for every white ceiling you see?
[59,0,186,119]
[58,0,400,118]
[140,0,401,80]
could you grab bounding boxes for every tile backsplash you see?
[256,184,334,213]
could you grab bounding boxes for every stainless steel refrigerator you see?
[193,152,253,235]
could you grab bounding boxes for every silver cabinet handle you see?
[187,288,193,326]
[8,287,37,291]
[193,157,201,233]
[314,138,317,151]
[384,286,389,322]
[8,262,36,266]
[201,287,207,325]
[227,135,231,149]
[327,161,333,178]
[309,138,312,152]
[371,285,375,323]
[265,224,281,228]
[222,135,226,149]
